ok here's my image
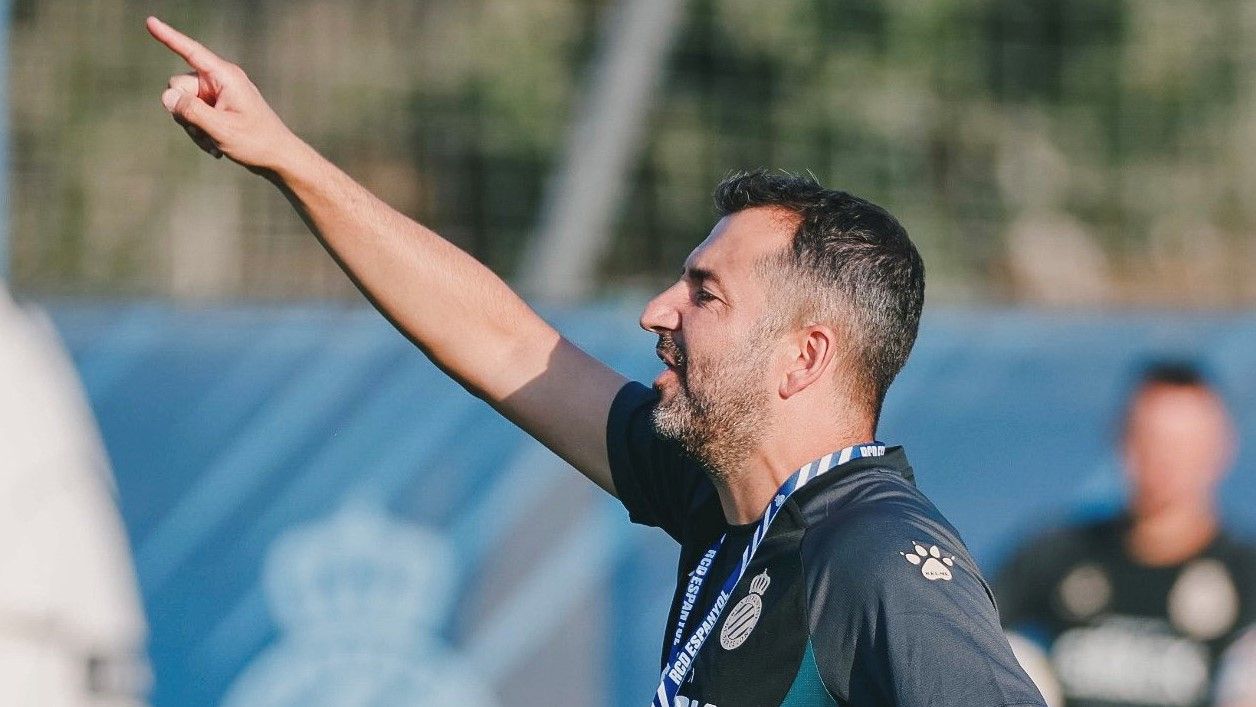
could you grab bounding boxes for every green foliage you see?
[13,0,1256,304]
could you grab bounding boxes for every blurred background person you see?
[0,284,150,706]
[997,361,1256,707]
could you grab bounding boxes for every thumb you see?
[161,87,221,133]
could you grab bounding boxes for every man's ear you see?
[780,325,839,399]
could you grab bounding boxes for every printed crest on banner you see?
[219,504,499,707]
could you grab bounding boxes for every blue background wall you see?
[45,302,1256,706]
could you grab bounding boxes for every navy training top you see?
[607,381,1046,707]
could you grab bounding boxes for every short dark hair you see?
[1121,358,1222,436]
[1133,359,1211,390]
[713,169,925,422]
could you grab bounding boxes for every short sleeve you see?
[605,382,706,542]
[803,508,1046,706]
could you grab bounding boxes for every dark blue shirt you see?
[608,382,1046,707]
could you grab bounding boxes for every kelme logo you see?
[901,542,955,581]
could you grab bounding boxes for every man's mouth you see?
[656,348,679,370]
[655,337,686,373]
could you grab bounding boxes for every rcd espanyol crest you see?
[720,571,770,650]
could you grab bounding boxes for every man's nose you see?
[640,282,682,333]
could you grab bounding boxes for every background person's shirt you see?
[997,517,1256,707]
[607,381,1046,707]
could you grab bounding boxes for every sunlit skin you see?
[645,210,788,406]
[1122,382,1237,566]
[145,16,874,527]
[640,207,874,524]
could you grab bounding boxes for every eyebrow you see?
[681,266,732,303]
[683,266,721,286]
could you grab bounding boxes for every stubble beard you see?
[651,333,770,482]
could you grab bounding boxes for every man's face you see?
[1123,383,1236,517]
[638,207,796,477]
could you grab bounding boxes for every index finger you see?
[146,16,225,73]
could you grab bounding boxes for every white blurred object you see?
[1006,631,1064,707]
[1216,626,1256,707]
[0,287,150,706]
[521,0,688,302]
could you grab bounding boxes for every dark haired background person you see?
[146,17,1045,706]
[997,362,1256,707]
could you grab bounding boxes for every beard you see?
[650,330,771,481]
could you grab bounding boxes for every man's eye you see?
[695,289,716,304]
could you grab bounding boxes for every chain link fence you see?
[12,0,1256,305]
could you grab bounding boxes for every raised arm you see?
[145,17,627,494]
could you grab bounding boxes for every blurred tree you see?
[10,0,1256,304]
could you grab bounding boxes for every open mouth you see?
[656,347,686,374]
[654,339,687,392]
[656,348,677,370]
[655,335,687,373]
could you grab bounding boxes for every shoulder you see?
[793,472,1047,706]
[606,380,657,440]
[798,470,961,561]
[605,381,711,540]
[999,516,1122,577]
[1024,518,1116,552]
[1212,531,1256,568]
[796,473,988,603]
[1208,531,1256,598]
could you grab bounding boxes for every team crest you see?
[719,571,770,650]
[901,542,955,581]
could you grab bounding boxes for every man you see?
[146,17,1045,706]
[997,362,1256,707]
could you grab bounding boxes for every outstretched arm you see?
[145,17,627,494]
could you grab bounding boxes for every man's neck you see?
[1125,502,1219,566]
[713,427,873,525]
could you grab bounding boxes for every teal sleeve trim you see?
[779,640,838,706]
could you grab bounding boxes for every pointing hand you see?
[146,16,299,172]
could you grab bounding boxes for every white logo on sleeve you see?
[901,542,955,581]
[719,571,770,650]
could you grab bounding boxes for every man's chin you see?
[652,383,680,413]
[650,394,691,441]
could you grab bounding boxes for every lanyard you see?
[651,442,886,707]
